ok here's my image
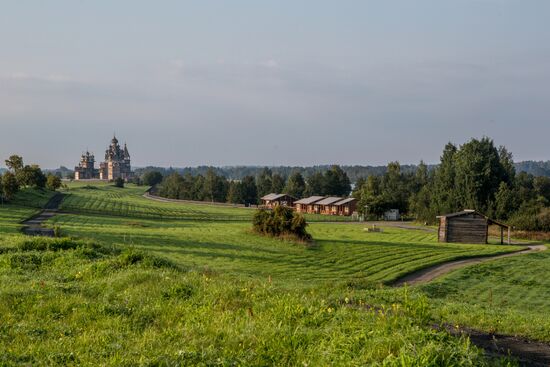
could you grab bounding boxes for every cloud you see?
[261,59,279,68]
[4,72,76,83]
[169,59,185,72]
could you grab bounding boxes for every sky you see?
[1,0,549,168]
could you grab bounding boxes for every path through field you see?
[393,243,547,286]
[441,324,550,367]
[21,193,64,236]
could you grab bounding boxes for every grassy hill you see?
[0,182,542,365]
[0,236,509,366]
[0,188,56,234]
[422,251,550,342]
[48,183,519,286]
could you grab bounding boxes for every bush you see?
[17,237,98,252]
[253,206,311,241]
[114,178,125,188]
[116,249,177,269]
[53,225,62,238]
[509,205,550,231]
[46,174,62,191]
[8,253,43,270]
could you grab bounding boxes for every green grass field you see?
[0,236,513,366]
[60,182,356,222]
[0,188,56,234]
[422,251,550,342]
[0,182,542,365]
[47,182,520,286]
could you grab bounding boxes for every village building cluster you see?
[74,136,133,181]
[261,193,358,216]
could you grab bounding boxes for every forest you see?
[353,138,550,231]
[134,160,550,183]
[153,137,550,231]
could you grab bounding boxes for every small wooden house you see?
[333,197,357,216]
[437,210,511,244]
[294,196,325,214]
[260,193,296,208]
[315,197,343,215]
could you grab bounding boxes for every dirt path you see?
[393,243,547,287]
[21,193,64,236]
[394,245,549,365]
[440,324,550,367]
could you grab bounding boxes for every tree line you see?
[134,160,550,184]
[0,155,61,202]
[136,164,421,184]
[153,165,351,205]
[352,137,550,231]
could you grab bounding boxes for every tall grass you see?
[422,250,550,342]
[0,236,511,366]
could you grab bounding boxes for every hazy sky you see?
[1,1,549,168]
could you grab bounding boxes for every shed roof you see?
[333,197,357,206]
[294,196,325,205]
[316,197,343,205]
[261,193,295,201]
[437,209,509,228]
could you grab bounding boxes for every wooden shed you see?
[260,193,296,208]
[437,210,511,244]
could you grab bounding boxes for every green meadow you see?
[422,250,550,343]
[0,181,544,365]
[0,188,54,234]
[49,183,519,285]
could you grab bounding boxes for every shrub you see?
[509,205,550,231]
[17,238,98,252]
[53,225,62,238]
[253,206,311,241]
[114,178,125,188]
[116,249,177,269]
[46,174,62,191]
[8,253,43,270]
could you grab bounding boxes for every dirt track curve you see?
[21,193,64,236]
[394,243,549,366]
[394,243,547,287]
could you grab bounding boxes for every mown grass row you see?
[60,184,255,221]
[0,188,57,234]
[422,250,550,342]
[49,212,520,286]
[60,183,358,222]
[0,235,513,366]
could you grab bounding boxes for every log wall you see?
[441,214,488,244]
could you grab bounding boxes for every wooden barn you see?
[260,193,296,208]
[437,210,511,244]
[294,196,325,214]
